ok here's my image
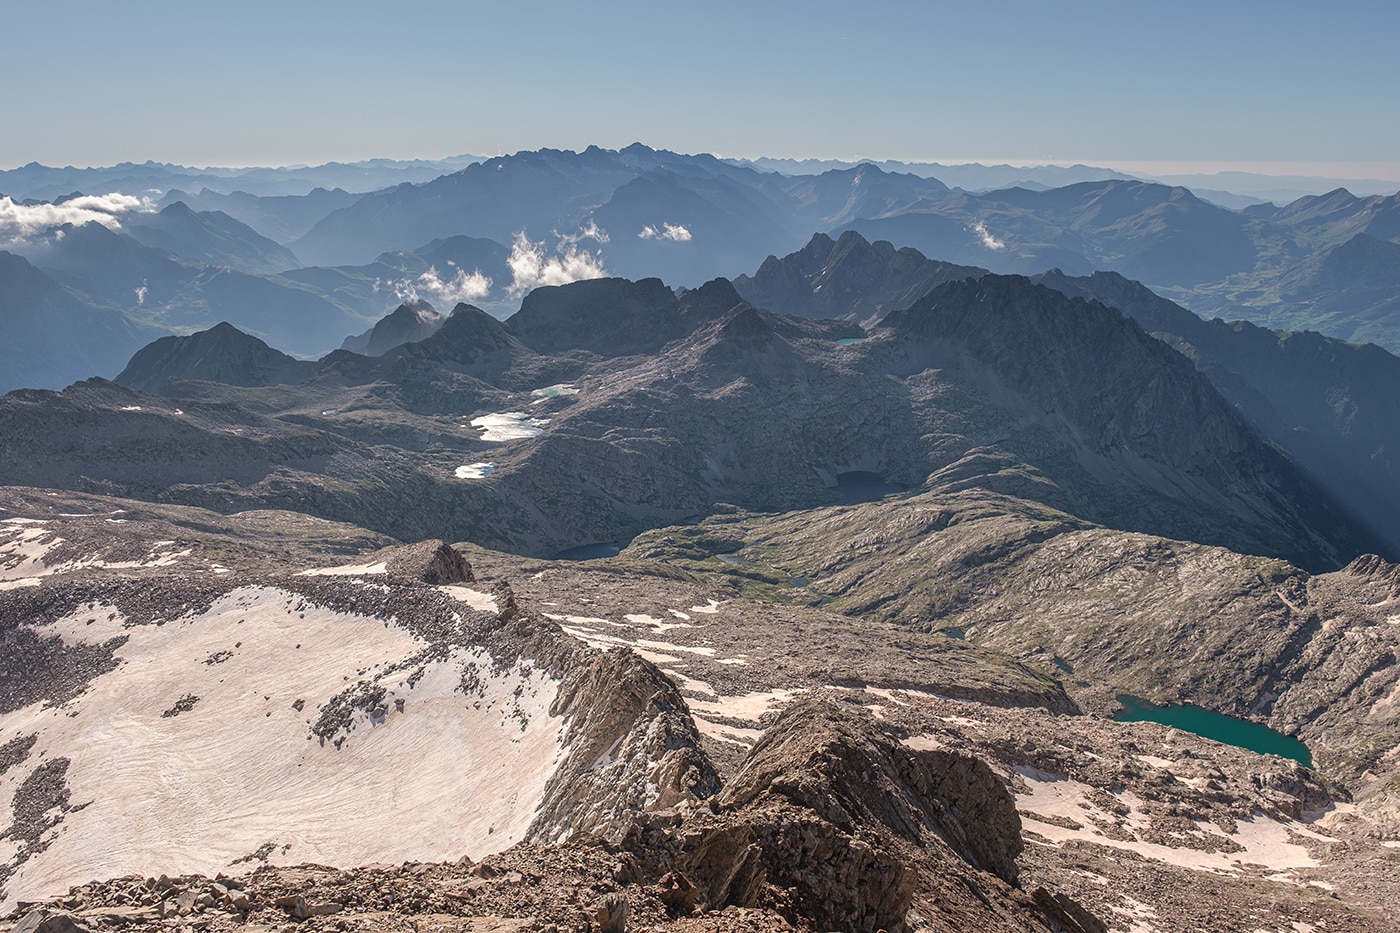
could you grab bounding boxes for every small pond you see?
[1114,695,1312,767]
[554,542,623,561]
[836,471,907,504]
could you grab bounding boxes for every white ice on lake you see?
[471,412,549,441]
[530,384,579,403]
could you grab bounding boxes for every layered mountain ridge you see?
[6,143,1400,393]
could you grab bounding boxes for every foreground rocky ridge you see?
[0,499,1113,931]
[3,495,1400,930]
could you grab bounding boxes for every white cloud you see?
[558,220,609,247]
[134,281,148,305]
[381,265,492,307]
[638,222,692,242]
[0,193,155,248]
[970,220,1005,251]
[507,231,607,297]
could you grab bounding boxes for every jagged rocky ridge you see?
[0,269,1382,572]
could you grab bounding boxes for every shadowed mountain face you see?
[504,276,769,357]
[0,271,1380,572]
[341,299,445,357]
[731,232,1400,561]
[734,231,987,325]
[1032,268,1400,559]
[0,251,153,392]
[120,201,303,274]
[115,322,317,394]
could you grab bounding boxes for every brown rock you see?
[12,910,87,933]
[651,871,698,915]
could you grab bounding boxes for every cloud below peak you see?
[0,192,155,248]
[638,222,692,242]
[508,230,607,296]
[405,264,492,305]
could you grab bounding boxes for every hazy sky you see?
[5,0,1397,175]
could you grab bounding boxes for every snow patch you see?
[1012,766,1326,878]
[438,585,499,613]
[455,462,496,479]
[624,613,692,633]
[0,586,565,913]
[687,688,801,722]
[298,561,388,577]
[693,718,763,746]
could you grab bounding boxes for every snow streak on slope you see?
[0,586,564,911]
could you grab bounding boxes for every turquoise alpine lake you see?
[1114,695,1313,767]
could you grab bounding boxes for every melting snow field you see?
[0,519,192,585]
[0,586,565,912]
[297,560,388,576]
[1009,765,1328,879]
[471,412,548,441]
[439,585,500,613]
[455,462,496,479]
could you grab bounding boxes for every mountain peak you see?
[114,322,313,394]
[341,299,445,357]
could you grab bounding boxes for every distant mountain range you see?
[0,154,486,200]
[3,144,1400,395]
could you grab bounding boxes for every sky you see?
[4,0,1398,176]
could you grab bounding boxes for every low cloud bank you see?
[0,193,155,248]
[375,262,493,307]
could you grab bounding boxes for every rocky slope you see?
[0,496,1114,932]
[638,489,1400,824]
[114,322,317,393]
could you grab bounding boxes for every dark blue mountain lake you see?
[554,542,622,561]
[1114,695,1312,767]
[836,471,907,504]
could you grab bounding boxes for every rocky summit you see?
[4,226,1400,933]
